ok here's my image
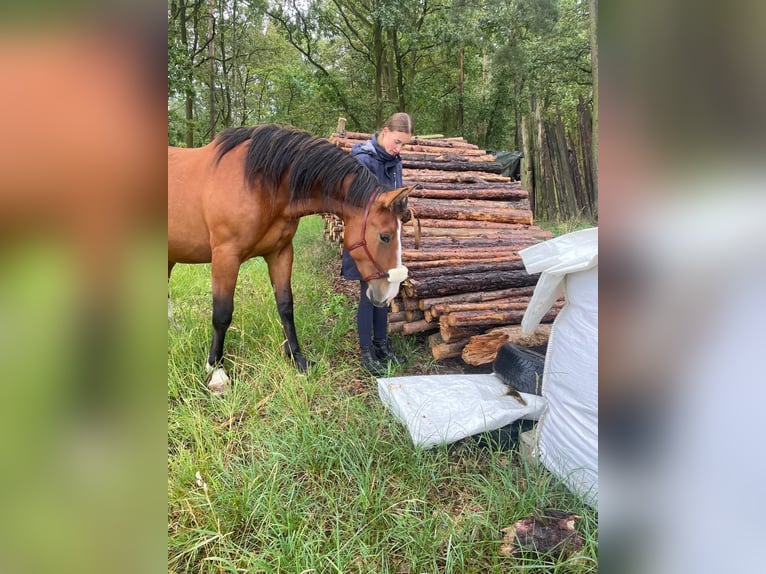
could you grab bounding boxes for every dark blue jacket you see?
[349,133,403,189]
[341,133,403,280]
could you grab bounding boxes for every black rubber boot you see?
[360,347,387,377]
[372,338,404,366]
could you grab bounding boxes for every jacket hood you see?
[351,133,398,162]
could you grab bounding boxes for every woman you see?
[341,112,414,376]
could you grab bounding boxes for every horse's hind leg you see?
[265,245,310,372]
[206,249,241,393]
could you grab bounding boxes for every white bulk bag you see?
[520,227,598,506]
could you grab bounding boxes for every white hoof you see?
[207,367,230,396]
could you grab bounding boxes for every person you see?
[341,112,414,376]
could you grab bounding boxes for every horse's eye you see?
[379,233,391,244]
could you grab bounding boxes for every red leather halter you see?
[346,188,391,282]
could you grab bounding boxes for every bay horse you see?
[168,124,414,393]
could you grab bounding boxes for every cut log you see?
[430,298,531,318]
[409,198,533,224]
[409,260,527,279]
[402,159,502,173]
[443,308,558,328]
[428,333,471,361]
[405,219,547,232]
[409,181,523,190]
[402,226,534,239]
[418,286,537,310]
[402,236,535,250]
[388,320,405,334]
[403,170,512,183]
[401,319,439,336]
[403,246,532,261]
[404,270,539,298]
[410,187,529,200]
[405,309,425,322]
[388,311,407,323]
[330,136,486,155]
[439,323,485,343]
[461,324,552,365]
[405,255,522,270]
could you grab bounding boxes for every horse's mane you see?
[213,125,381,208]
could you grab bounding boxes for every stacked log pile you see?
[324,128,560,365]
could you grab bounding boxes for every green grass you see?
[168,215,598,573]
[536,216,597,237]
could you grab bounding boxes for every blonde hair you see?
[383,112,413,135]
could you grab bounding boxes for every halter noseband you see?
[346,188,391,282]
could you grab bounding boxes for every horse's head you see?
[344,185,416,307]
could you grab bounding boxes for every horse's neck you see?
[284,188,356,220]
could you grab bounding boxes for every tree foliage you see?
[168,0,593,155]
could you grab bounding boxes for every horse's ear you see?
[380,184,418,211]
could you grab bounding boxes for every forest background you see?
[168,0,597,221]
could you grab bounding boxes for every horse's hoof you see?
[293,355,313,372]
[206,367,230,396]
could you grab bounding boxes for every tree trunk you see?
[521,113,534,214]
[178,0,194,148]
[590,0,598,218]
[207,0,216,139]
[534,97,556,219]
[458,47,464,137]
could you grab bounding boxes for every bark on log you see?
[404,270,539,298]
[461,324,552,365]
[418,286,537,310]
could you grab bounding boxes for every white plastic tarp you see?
[377,374,546,449]
[520,227,598,506]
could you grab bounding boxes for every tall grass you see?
[168,215,597,573]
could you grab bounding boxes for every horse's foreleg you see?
[168,261,176,322]
[206,249,240,393]
[265,245,310,371]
